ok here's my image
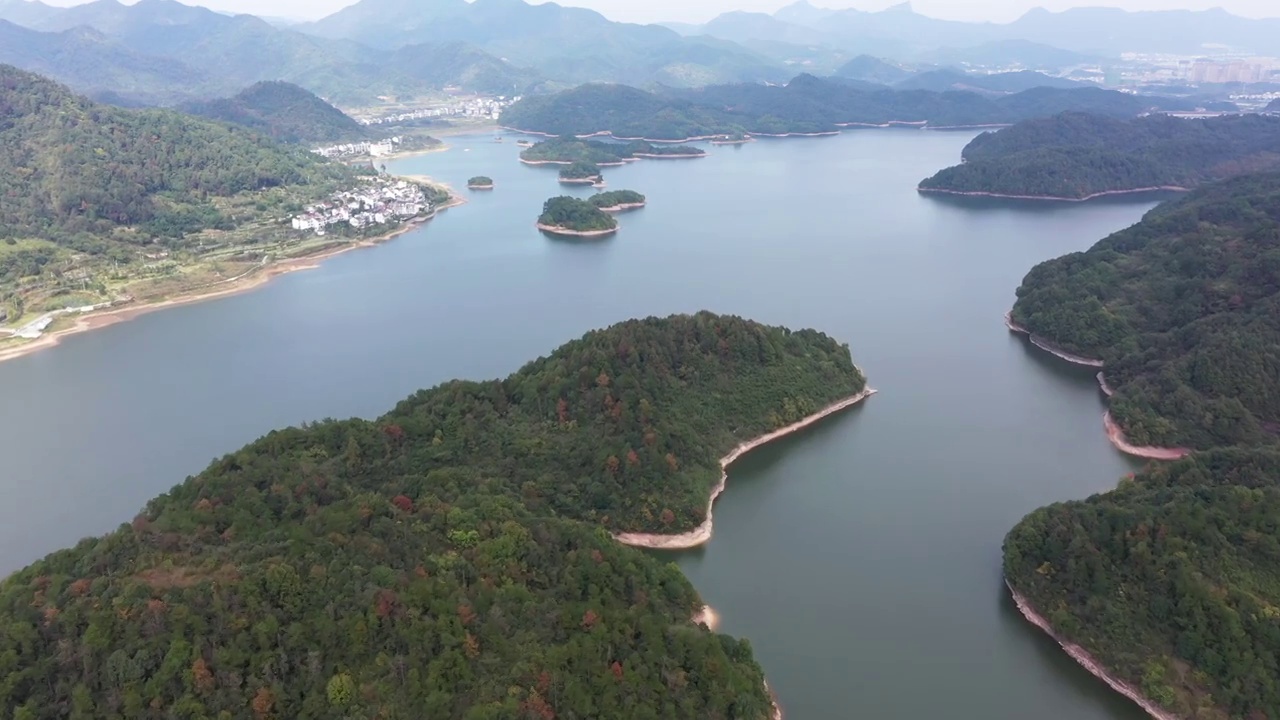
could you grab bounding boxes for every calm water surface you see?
[0,131,1161,719]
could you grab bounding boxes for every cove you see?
[0,130,1159,719]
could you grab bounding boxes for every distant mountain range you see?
[679,1,1280,61]
[0,0,546,105]
[295,0,788,87]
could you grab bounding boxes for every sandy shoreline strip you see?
[615,387,877,550]
[1004,311,1104,368]
[1007,583,1179,720]
[598,202,645,213]
[535,222,618,238]
[918,185,1190,203]
[1103,412,1191,460]
[0,193,465,367]
[1006,312,1191,459]
[520,158,633,167]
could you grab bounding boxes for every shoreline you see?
[468,184,495,190]
[0,194,465,367]
[502,126,726,144]
[615,387,878,550]
[631,153,707,159]
[598,202,646,213]
[918,185,1190,203]
[1007,583,1180,720]
[558,177,599,185]
[535,222,618,238]
[1103,412,1191,460]
[750,131,840,138]
[1005,311,1104,368]
[520,158,633,167]
[1006,311,1191,460]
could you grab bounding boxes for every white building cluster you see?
[291,179,429,235]
[357,96,521,126]
[312,137,402,159]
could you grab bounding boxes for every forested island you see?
[557,161,603,185]
[590,190,646,212]
[519,137,705,165]
[500,74,1186,141]
[1004,447,1280,720]
[0,313,869,719]
[920,112,1280,200]
[0,65,380,346]
[537,196,617,236]
[179,81,369,145]
[1009,171,1280,452]
[467,176,494,190]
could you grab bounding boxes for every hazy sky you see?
[39,0,1280,24]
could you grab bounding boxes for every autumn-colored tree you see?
[660,509,676,526]
[611,661,624,680]
[191,658,215,694]
[581,609,599,630]
[665,453,679,472]
[374,590,397,619]
[382,424,405,442]
[251,687,274,720]
[605,456,620,476]
[464,632,481,659]
[391,495,414,513]
[556,398,569,425]
[626,449,640,467]
[458,603,477,626]
[68,579,91,597]
[596,371,610,388]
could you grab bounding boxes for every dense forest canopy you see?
[180,81,370,144]
[0,65,350,244]
[500,74,1182,141]
[1004,448,1280,719]
[590,190,646,209]
[520,137,703,164]
[920,112,1280,198]
[538,196,616,232]
[467,176,494,187]
[1009,171,1280,449]
[0,312,867,718]
[558,162,602,181]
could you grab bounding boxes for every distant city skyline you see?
[33,0,1280,24]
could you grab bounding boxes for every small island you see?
[467,175,495,190]
[522,136,706,165]
[537,195,618,237]
[590,189,646,212]
[558,160,603,185]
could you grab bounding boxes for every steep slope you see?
[1005,448,1280,719]
[921,112,1280,199]
[1009,172,1280,449]
[0,312,868,718]
[389,41,544,95]
[0,0,62,27]
[835,55,912,84]
[0,65,346,243]
[180,81,370,144]
[0,19,206,105]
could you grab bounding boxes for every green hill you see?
[0,312,868,718]
[501,75,1168,140]
[920,112,1280,199]
[181,81,369,144]
[521,137,704,164]
[1009,172,1280,449]
[0,65,354,324]
[1004,448,1280,719]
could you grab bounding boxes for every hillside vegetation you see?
[538,197,616,233]
[0,312,868,718]
[501,74,1176,140]
[1004,448,1280,719]
[1010,172,1280,449]
[0,65,356,326]
[921,112,1280,199]
[180,81,370,144]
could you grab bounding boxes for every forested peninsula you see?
[500,74,1179,141]
[520,137,705,165]
[1004,448,1280,720]
[0,312,869,719]
[920,112,1280,200]
[1008,172,1280,451]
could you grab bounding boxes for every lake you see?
[0,130,1161,719]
